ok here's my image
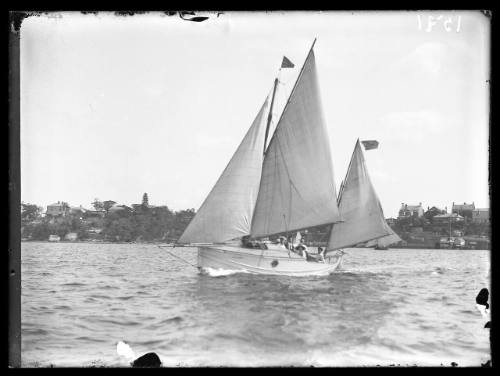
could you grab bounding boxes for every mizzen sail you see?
[250,48,341,238]
[327,140,394,250]
[178,96,270,244]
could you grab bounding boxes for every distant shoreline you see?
[20,240,489,250]
[20,240,175,245]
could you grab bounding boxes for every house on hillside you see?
[433,212,464,222]
[108,204,132,215]
[432,213,465,235]
[398,203,424,219]
[472,208,490,224]
[452,202,475,220]
[424,206,446,220]
[46,202,70,217]
[131,203,156,212]
[432,212,464,224]
[386,218,396,226]
[69,206,86,219]
[83,209,106,218]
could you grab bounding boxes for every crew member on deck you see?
[295,238,309,259]
[317,247,326,263]
[276,236,288,250]
[242,235,257,249]
[241,235,250,247]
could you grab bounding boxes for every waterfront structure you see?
[48,234,61,242]
[64,232,78,241]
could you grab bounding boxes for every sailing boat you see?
[177,39,393,276]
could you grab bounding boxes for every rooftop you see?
[452,202,475,210]
[48,202,65,207]
[434,213,464,219]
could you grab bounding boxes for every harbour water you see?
[21,242,490,367]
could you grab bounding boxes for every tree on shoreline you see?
[103,200,117,213]
[92,198,104,211]
[21,202,43,224]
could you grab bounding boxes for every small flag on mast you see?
[281,56,295,68]
[361,140,379,150]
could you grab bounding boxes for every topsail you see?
[178,97,270,244]
[250,48,341,238]
[327,140,394,250]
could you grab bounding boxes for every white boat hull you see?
[197,245,343,276]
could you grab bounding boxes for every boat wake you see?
[201,267,250,277]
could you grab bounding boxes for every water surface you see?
[21,242,491,367]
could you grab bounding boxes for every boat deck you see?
[210,245,316,260]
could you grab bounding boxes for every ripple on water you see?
[136,339,165,347]
[88,294,111,299]
[159,316,184,324]
[75,336,109,343]
[100,285,120,290]
[61,282,87,287]
[93,318,141,327]
[53,305,71,310]
[117,296,135,301]
[24,328,49,336]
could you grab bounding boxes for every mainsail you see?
[364,232,402,248]
[178,97,270,244]
[250,48,341,238]
[327,140,394,250]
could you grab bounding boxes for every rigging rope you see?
[157,245,198,269]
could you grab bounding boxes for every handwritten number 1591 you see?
[417,15,462,32]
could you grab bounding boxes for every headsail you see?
[178,96,270,244]
[250,46,341,238]
[327,140,394,250]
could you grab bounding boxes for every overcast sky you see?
[20,11,490,217]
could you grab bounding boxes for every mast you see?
[263,77,279,155]
[267,38,317,142]
[264,38,317,156]
[251,38,342,239]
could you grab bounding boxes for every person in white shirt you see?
[276,236,288,250]
[295,238,309,259]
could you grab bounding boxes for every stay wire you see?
[157,245,198,269]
